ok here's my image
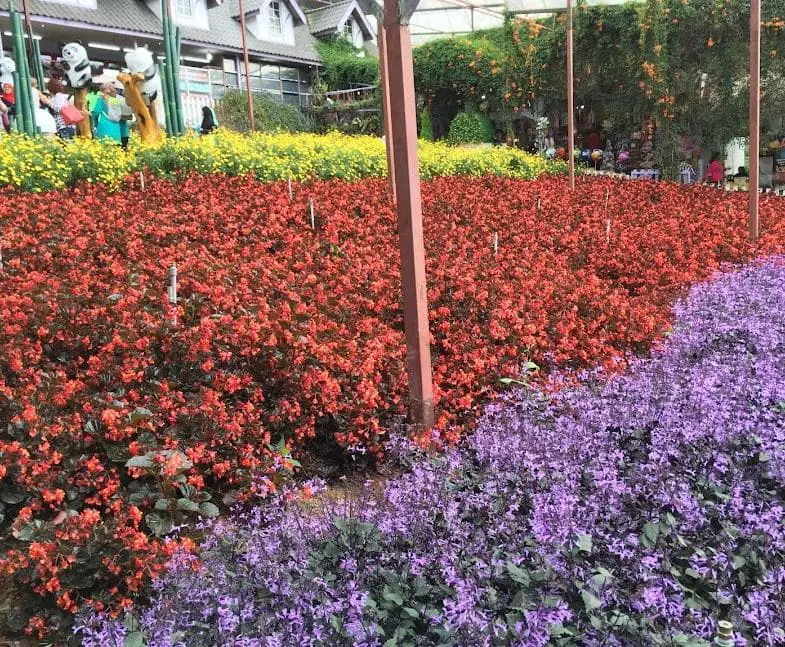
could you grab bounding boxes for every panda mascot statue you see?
[124,47,160,105]
[0,56,16,88]
[61,42,92,89]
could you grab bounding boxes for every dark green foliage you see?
[447,111,494,144]
[315,37,379,91]
[420,109,433,140]
[216,89,310,133]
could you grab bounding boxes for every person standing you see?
[91,82,123,144]
[703,154,726,185]
[200,105,216,135]
[47,78,76,139]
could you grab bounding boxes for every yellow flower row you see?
[0,130,564,192]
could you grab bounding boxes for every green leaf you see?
[199,502,220,517]
[177,498,200,512]
[576,534,593,554]
[506,563,531,586]
[643,521,660,544]
[124,631,145,647]
[129,407,154,423]
[123,613,141,632]
[126,455,154,469]
[0,486,27,505]
[145,513,172,537]
[732,555,746,570]
[154,498,171,511]
[581,590,602,612]
[382,590,404,606]
[402,607,419,618]
[104,443,131,463]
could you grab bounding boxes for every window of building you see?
[343,19,353,41]
[268,1,282,34]
[175,0,193,17]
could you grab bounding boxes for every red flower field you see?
[0,173,782,634]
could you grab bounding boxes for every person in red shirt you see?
[703,154,726,184]
[586,127,601,150]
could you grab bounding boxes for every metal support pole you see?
[377,17,396,201]
[566,0,575,191]
[383,0,434,429]
[749,0,761,242]
[238,0,256,132]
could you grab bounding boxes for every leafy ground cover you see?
[78,257,785,646]
[0,131,562,193]
[0,174,781,637]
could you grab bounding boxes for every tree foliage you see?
[315,37,379,91]
[414,0,785,156]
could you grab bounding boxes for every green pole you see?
[10,10,34,135]
[161,2,179,134]
[158,61,173,136]
[173,26,184,135]
[11,70,28,134]
[31,38,44,89]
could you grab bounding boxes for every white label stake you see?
[288,178,293,200]
[140,171,145,191]
[605,218,611,244]
[167,263,178,325]
[309,199,315,230]
[493,232,498,256]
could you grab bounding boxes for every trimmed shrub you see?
[447,111,494,145]
[215,89,310,133]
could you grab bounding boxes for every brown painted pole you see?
[20,0,33,51]
[382,0,434,429]
[377,17,396,201]
[566,0,575,190]
[238,0,256,131]
[749,0,760,242]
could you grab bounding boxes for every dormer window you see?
[268,1,282,34]
[176,0,193,18]
[343,19,353,41]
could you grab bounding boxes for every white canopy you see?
[365,0,638,45]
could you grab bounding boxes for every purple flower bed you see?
[78,259,785,646]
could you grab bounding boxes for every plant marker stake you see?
[309,199,315,230]
[168,263,177,325]
[605,218,611,245]
[493,232,498,256]
[140,171,145,191]
[288,178,293,200]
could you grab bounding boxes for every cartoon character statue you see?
[60,42,92,89]
[124,47,160,105]
[0,56,16,87]
[60,42,93,139]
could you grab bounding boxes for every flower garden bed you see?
[0,131,563,193]
[0,173,783,638]
[78,257,785,646]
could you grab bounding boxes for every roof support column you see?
[377,16,396,200]
[382,0,434,430]
[749,0,760,242]
[566,0,575,191]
